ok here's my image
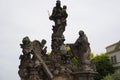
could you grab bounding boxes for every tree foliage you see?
[71,57,78,66]
[90,53,95,60]
[91,54,114,80]
[101,69,120,80]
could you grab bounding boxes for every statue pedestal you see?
[72,71,97,80]
[53,74,73,80]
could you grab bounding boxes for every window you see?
[111,55,117,64]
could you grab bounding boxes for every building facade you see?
[106,41,120,69]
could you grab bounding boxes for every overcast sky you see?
[0,0,120,80]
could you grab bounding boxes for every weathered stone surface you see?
[19,37,53,80]
[18,0,97,80]
[49,0,68,54]
[72,71,98,80]
[73,30,96,71]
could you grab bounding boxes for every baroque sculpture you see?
[18,0,97,80]
[49,0,68,54]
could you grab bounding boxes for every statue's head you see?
[41,39,46,46]
[22,36,31,45]
[79,30,84,36]
[63,5,67,9]
[56,0,61,7]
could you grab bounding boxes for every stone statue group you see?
[18,0,97,80]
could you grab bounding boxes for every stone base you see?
[71,71,98,80]
[53,75,73,80]
[53,76,68,80]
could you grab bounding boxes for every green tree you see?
[102,69,120,80]
[90,53,95,60]
[91,54,114,80]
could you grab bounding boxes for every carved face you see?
[63,5,67,9]
[79,30,84,36]
[22,37,30,44]
[56,0,61,7]
[41,39,46,46]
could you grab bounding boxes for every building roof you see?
[106,41,120,49]
[106,41,120,54]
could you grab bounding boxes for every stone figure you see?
[49,0,62,26]
[32,39,47,58]
[49,0,68,36]
[75,30,90,53]
[19,36,33,80]
[31,39,53,79]
[49,0,68,26]
[61,5,68,26]
[74,30,92,71]
[49,0,68,54]
[18,37,52,80]
[31,40,46,68]
[20,36,32,54]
